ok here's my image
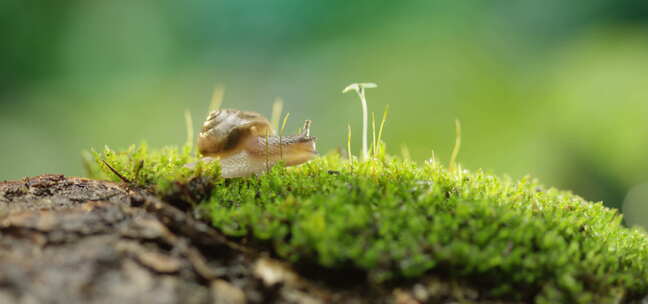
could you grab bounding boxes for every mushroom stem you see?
[342,82,377,162]
[359,88,368,161]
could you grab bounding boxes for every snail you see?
[195,109,318,178]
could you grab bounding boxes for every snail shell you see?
[197,109,317,178]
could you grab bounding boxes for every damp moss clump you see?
[88,143,648,303]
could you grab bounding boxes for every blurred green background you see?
[2,1,648,226]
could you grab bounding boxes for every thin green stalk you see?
[184,109,194,149]
[371,111,376,157]
[449,119,462,172]
[280,112,290,161]
[271,98,284,131]
[347,124,352,161]
[377,105,389,145]
[209,85,225,113]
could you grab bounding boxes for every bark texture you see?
[0,175,509,304]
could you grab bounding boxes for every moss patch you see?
[88,144,648,303]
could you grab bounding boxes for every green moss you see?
[87,144,219,197]
[88,143,648,303]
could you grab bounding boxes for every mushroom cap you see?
[198,109,275,157]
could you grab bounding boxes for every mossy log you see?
[0,175,496,304]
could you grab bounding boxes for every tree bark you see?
[0,175,344,304]
[0,175,510,304]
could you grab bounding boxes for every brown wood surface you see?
[0,175,513,304]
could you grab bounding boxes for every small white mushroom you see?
[343,82,377,161]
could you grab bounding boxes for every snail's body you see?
[197,109,317,178]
